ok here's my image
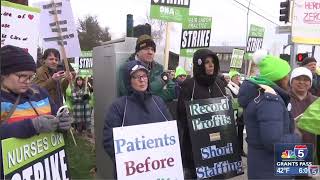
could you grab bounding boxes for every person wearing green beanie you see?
[238,49,302,179]
[174,66,187,98]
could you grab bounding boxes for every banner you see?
[35,0,81,58]
[1,1,40,61]
[1,132,70,180]
[180,15,212,57]
[246,24,265,53]
[185,97,243,179]
[113,121,184,180]
[150,0,190,23]
[230,49,245,69]
[291,0,320,44]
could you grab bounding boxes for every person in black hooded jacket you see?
[177,48,227,178]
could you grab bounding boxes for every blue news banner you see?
[275,143,319,176]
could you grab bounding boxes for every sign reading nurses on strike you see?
[1,132,70,180]
[113,121,184,180]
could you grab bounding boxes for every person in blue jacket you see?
[238,50,302,179]
[103,60,173,177]
[0,45,71,178]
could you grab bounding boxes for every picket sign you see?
[113,120,184,180]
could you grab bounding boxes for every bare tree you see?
[145,13,166,46]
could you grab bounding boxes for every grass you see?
[64,132,96,179]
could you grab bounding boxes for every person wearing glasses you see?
[33,48,71,107]
[0,45,71,177]
[103,60,173,178]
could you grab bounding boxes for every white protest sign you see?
[113,121,184,180]
[230,49,245,69]
[35,0,81,58]
[292,0,320,44]
[1,1,40,61]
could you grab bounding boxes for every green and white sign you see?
[150,0,190,23]
[230,49,245,69]
[1,132,69,179]
[246,24,265,53]
[79,50,93,76]
[180,15,212,57]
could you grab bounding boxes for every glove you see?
[82,94,90,101]
[161,72,169,84]
[57,112,72,131]
[32,115,59,133]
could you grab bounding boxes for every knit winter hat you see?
[175,66,187,78]
[1,45,36,75]
[301,57,316,66]
[290,67,313,85]
[229,70,240,79]
[135,34,156,53]
[252,49,291,82]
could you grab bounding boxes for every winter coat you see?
[103,92,172,161]
[177,77,227,169]
[0,84,57,178]
[311,73,320,96]
[118,56,176,102]
[238,80,301,179]
[33,65,69,107]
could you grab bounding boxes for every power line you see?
[231,0,280,26]
[242,0,279,20]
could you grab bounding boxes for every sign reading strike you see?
[79,51,93,69]
[113,121,184,180]
[246,24,265,53]
[1,1,40,61]
[35,0,81,58]
[180,15,212,57]
[230,49,245,69]
[1,132,69,180]
[186,97,243,179]
[150,0,190,23]
[291,0,320,44]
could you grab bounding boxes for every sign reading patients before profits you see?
[180,15,212,57]
[150,0,190,23]
[1,132,70,180]
[113,121,184,180]
[1,1,40,61]
[35,0,81,58]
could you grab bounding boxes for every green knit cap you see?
[253,50,291,82]
[175,66,187,78]
[229,70,240,79]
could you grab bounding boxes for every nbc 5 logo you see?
[308,165,320,176]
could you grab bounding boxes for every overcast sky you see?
[29,0,319,60]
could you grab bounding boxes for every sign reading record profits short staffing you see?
[186,97,243,179]
[113,121,184,180]
[180,15,212,57]
[150,0,190,23]
[1,132,69,180]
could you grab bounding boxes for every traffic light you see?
[279,0,290,23]
[296,53,308,63]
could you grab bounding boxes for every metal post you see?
[311,45,315,57]
[289,34,298,68]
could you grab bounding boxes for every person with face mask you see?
[238,50,302,179]
[103,60,173,178]
[118,35,176,102]
[33,48,72,107]
[177,48,227,178]
[0,45,71,177]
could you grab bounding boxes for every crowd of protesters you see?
[1,34,319,179]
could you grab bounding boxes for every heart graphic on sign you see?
[28,14,34,20]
